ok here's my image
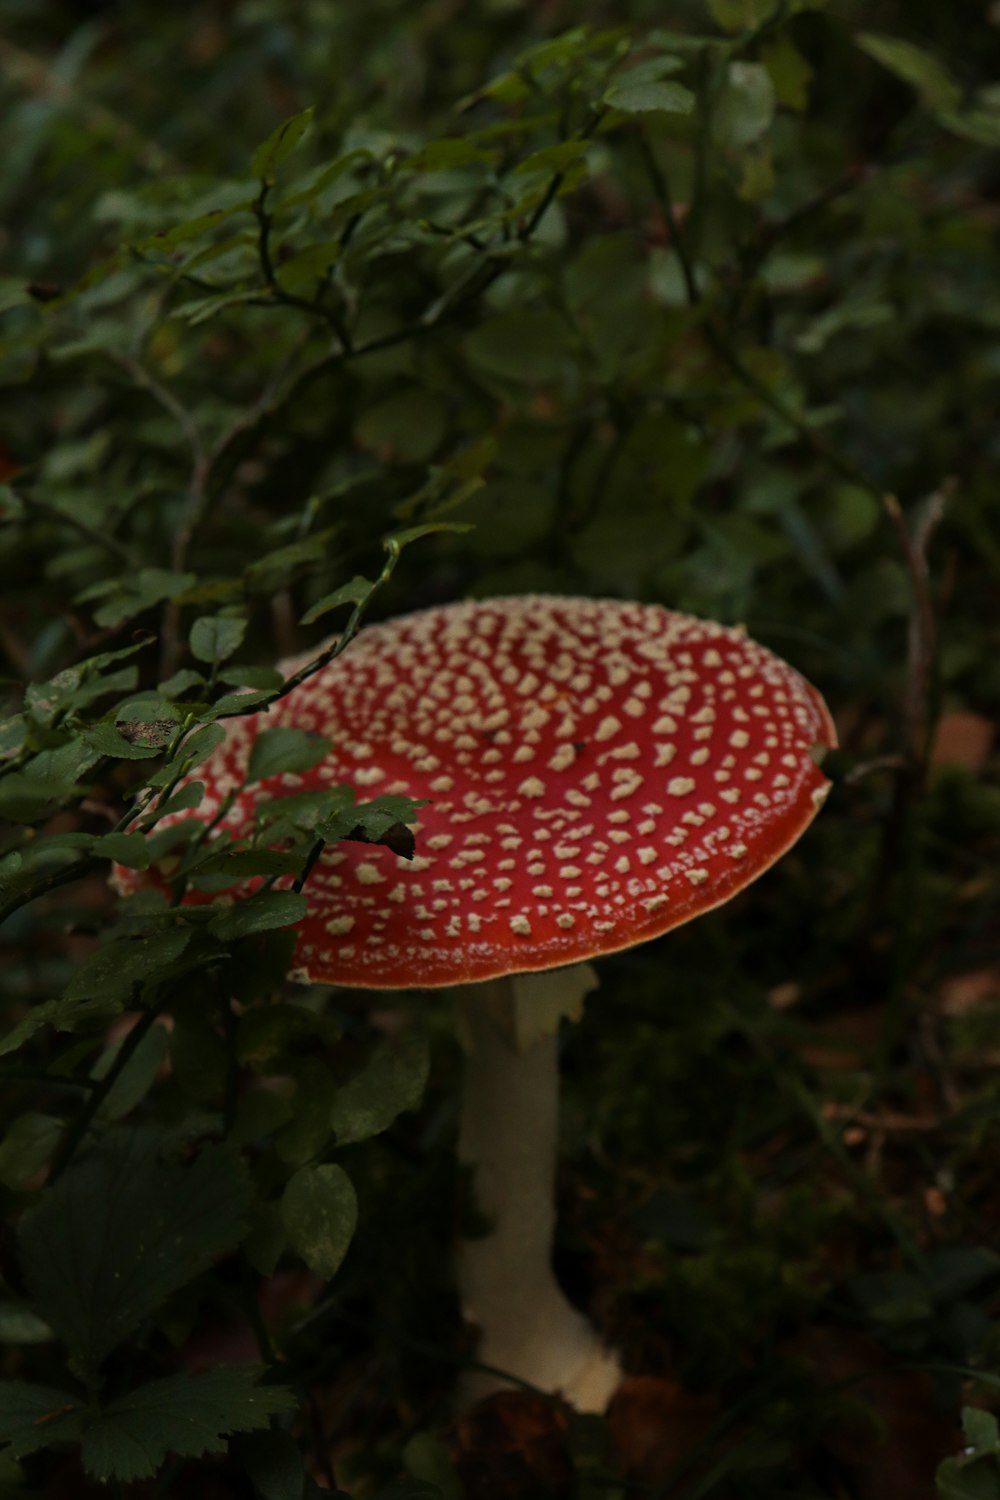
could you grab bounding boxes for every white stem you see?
[455,964,621,1412]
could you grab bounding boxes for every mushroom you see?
[124,596,835,1411]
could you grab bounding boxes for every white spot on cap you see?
[686,869,709,886]
[325,915,355,935]
[510,914,532,936]
[518,776,546,798]
[548,743,576,772]
[654,743,676,768]
[556,913,575,929]
[595,715,621,742]
[730,730,750,749]
[355,862,384,885]
[667,777,696,796]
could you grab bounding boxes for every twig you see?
[254,183,354,349]
[884,483,953,775]
[637,124,889,505]
[48,1006,162,1182]
[12,487,136,566]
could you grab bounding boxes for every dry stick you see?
[875,486,951,1066]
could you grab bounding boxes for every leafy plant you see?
[1,0,998,1493]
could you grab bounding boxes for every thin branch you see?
[884,483,953,775]
[12,487,136,566]
[48,1007,162,1182]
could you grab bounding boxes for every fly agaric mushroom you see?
[123,596,835,1411]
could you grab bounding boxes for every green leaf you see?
[0,1114,64,1189]
[18,1132,253,1377]
[465,310,576,384]
[80,1367,296,1484]
[247,726,332,783]
[281,1163,357,1279]
[236,1005,339,1071]
[0,1304,53,1346]
[140,780,205,824]
[937,1456,1000,1500]
[238,1429,308,1500]
[761,35,813,112]
[252,107,316,183]
[603,78,695,115]
[330,1030,429,1146]
[708,0,777,29]
[386,522,474,549]
[299,576,375,626]
[93,831,151,869]
[0,996,122,1060]
[209,891,308,942]
[190,615,247,664]
[64,927,193,1003]
[964,1408,1000,1458]
[316,791,427,857]
[147,723,226,784]
[93,1022,171,1121]
[84,722,163,761]
[714,62,776,149]
[857,32,961,113]
[0,1382,84,1461]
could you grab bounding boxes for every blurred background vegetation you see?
[1,0,999,1495]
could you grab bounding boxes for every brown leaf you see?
[929,710,994,773]
[449,1390,572,1500]
[606,1376,719,1486]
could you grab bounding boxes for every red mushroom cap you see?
[132,596,836,988]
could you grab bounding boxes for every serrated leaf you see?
[247,726,332,783]
[0,1382,84,1461]
[80,1367,296,1483]
[603,78,695,114]
[190,615,247,664]
[281,1164,357,1279]
[299,576,375,625]
[330,1031,429,1146]
[209,891,308,942]
[18,1132,254,1378]
[252,107,315,182]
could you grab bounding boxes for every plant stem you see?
[48,1007,161,1182]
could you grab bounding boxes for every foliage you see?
[1,0,998,1493]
